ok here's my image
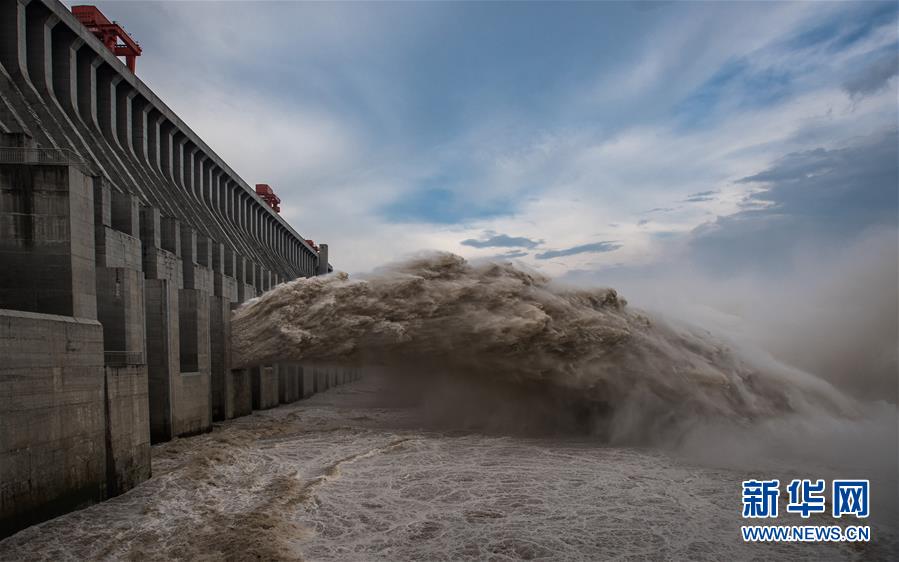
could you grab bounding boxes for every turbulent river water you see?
[1,254,896,560]
[0,375,895,561]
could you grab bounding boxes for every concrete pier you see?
[0,310,106,537]
[0,0,352,538]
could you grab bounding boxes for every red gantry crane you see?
[255,184,282,213]
[71,5,142,73]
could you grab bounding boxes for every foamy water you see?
[1,376,895,561]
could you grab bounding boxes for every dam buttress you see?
[0,0,355,537]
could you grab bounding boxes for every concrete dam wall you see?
[0,0,354,538]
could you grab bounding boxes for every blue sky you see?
[93,1,897,276]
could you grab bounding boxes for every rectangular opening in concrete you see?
[97,269,126,358]
[110,191,137,236]
[97,268,145,367]
[250,366,262,410]
[210,296,227,421]
[160,218,179,255]
[144,279,173,443]
[178,290,199,373]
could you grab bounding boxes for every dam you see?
[0,0,355,537]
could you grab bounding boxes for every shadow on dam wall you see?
[0,0,337,538]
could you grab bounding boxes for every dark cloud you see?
[643,207,676,214]
[684,190,719,203]
[690,129,898,272]
[461,233,543,249]
[535,241,622,260]
[843,53,899,100]
[494,250,529,259]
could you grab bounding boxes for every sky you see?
[91,0,897,279]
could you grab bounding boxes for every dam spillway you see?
[0,0,354,537]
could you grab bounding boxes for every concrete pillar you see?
[184,145,197,195]
[210,168,222,211]
[173,135,187,190]
[195,233,212,269]
[178,224,196,278]
[217,176,228,218]
[111,190,139,237]
[130,97,150,164]
[141,207,187,444]
[159,121,174,184]
[0,0,28,78]
[302,366,315,398]
[175,287,211,437]
[252,365,279,410]
[24,3,59,95]
[116,86,138,151]
[211,296,244,420]
[139,205,161,250]
[75,47,102,130]
[235,255,248,303]
[279,364,302,404]
[92,182,151,496]
[318,243,329,275]
[96,64,123,145]
[144,277,176,443]
[160,216,180,256]
[0,310,106,538]
[51,31,83,116]
[146,110,163,173]
[227,181,235,221]
[209,237,242,420]
[223,245,236,278]
[193,154,206,202]
[313,366,328,393]
[0,163,97,319]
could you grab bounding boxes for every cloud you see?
[690,129,898,272]
[491,250,530,259]
[677,58,793,125]
[460,233,543,249]
[97,0,897,277]
[843,53,899,100]
[783,1,896,53]
[535,241,622,260]
[381,187,516,224]
[683,190,719,203]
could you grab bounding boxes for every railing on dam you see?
[0,147,96,175]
